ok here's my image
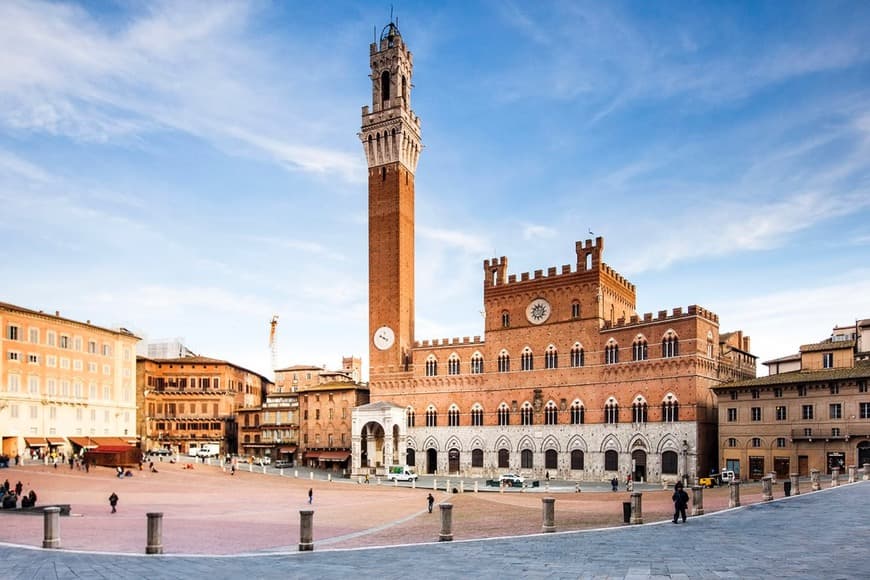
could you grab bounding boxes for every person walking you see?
[15,481,23,496]
[308,488,313,504]
[610,477,618,492]
[427,493,434,513]
[109,492,119,514]
[672,482,689,523]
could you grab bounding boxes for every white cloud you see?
[521,223,557,241]
[417,225,490,254]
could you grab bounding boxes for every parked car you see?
[499,473,524,485]
[699,474,721,488]
[148,449,171,457]
[254,456,271,466]
[720,470,738,483]
[274,460,293,469]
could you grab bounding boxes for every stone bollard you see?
[262,465,267,474]
[299,510,314,551]
[541,497,556,533]
[439,503,453,541]
[42,507,61,549]
[629,492,643,524]
[310,471,314,480]
[848,466,856,483]
[811,469,820,491]
[280,468,284,476]
[863,463,870,481]
[691,485,704,516]
[248,463,253,472]
[433,478,438,491]
[761,476,773,501]
[146,512,163,554]
[295,470,299,478]
[729,481,741,508]
[376,477,381,486]
[474,481,478,493]
[460,481,465,493]
[411,478,416,489]
[831,468,840,487]
[446,479,451,493]
[789,473,800,496]
[394,478,398,487]
[327,473,332,483]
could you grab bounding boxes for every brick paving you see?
[1,462,866,578]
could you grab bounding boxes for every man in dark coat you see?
[109,492,119,513]
[672,482,689,523]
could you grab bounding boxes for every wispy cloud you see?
[245,235,347,261]
[418,225,490,254]
[0,0,360,180]
[521,223,557,240]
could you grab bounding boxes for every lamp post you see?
[682,439,689,486]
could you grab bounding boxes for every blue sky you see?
[1,0,868,379]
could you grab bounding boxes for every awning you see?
[68,436,132,449]
[242,443,272,448]
[68,437,98,449]
[24,437,47,447]
[46,437,67,446]
[280,446,297,453]
[315,451,351,462]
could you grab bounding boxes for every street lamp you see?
[682,439,689,486]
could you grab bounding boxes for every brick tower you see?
[361,21,422,380]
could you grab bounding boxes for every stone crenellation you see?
[483,237,636,294]
[602,304,719,330]
[415,336,484,348]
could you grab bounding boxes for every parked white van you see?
[720,469,738,483]
[386,466,418,481]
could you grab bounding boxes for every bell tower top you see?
[360,20,422,172]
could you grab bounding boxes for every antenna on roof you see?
[588,228,594,237]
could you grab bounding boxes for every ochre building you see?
[352,23,756,483]
[137,355,271,457]
[0,301,139,459]
[714,319,870,479]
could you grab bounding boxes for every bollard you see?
[327,473,332,483]
[848,466,856,483]
[446,479,451,494]
[42,507,61,549]
[811,469,820,491]
[541,497,556,533]
[376,477,381,486]
[460,481,464,494]
[280,468,284,476]
[433,478,437,491]
[691,485,704,516]
[729,481,741,508]
[310,471,314,480]
[439,503,453,541]
[146,512,163,554]
[299,510,314,551]
[831,467,840,488]
[263,465,267,474]
[789,473,800,496]
[295,470,299,478]
[474,481,478,493]
[863,463,870,481]
[761,476,773,501]
[629,492,643,525]
[394,478,398,487]
[248,463,253,472]
[411,478,416,489]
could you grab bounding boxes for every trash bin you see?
[783,480,791,497]
[622,501,631,523]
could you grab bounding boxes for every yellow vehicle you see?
[699,474,722,488]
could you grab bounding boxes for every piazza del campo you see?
[1,4,869,579]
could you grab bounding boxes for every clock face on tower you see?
[525,298,551,325]
[373,326,396,350]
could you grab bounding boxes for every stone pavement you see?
[2,482,866,579]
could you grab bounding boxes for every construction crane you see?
[269,315,279,371]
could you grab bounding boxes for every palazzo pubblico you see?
[352,22,756,484]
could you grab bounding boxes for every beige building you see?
[0,301,139,458]
[137,355,271,457]
[713,319,870,479]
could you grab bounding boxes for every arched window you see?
[707,331,714,358]
[632,337,648,361]
[380,70,391,101]
[521,403,533,425]
[571,301,581,319]
[521,347,534,371]
[605,398,619,424]
[501,311,510,328]
[751,437,761,448]
[544,401,558,425]
[470,353,484,374]
[406,407,416,427]
[401,75,407,107]
[663,333,680,358]
[604,449,618,471]
[571,449,584,470]
[521,449,533,469]
[545,449,557,469]
[498,350,510,373]
[425,355,437,377]
[605,343,619,364]
[632,398,648,424]
[570,401,585,424]
[497,403,510,426]
[425,406,437,427]
[470,405,483,426]
[776,437,787,448]
[447,354,460,375]
[570,343,585,367]
[662,450,678,474]
[661,396,679,422]
[448,405,460,427]
[727,438,738,447]
[545,345,558,369]
[471,448,484,467]
[498,448,510,468]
